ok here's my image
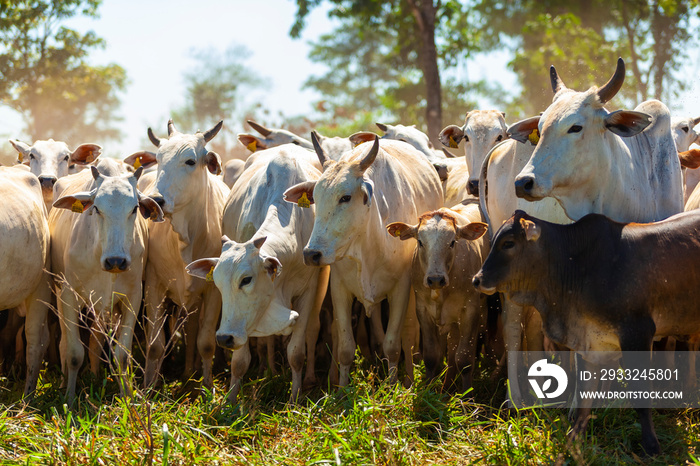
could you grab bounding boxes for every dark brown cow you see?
[472,209,700,455]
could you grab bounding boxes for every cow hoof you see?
[642,437,661,456]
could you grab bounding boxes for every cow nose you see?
[38,175,57,190]
[216,333,247,350]
[150,194,165,208]
[514,175,535,199]
[103,257,129,272]
[472,275,481,289]
[426,275,448,289]
[467,179,479,196]
[303,248,322,266]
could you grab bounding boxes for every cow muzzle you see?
[514,174,540,201]
[103,257,130,273]
[467,179,479,197]
[303,248,323,266]
[472,273,496,295]
[38,175,58,191]
[426,274,448,290]
[216,333,248,350]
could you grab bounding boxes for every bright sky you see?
[2,0,700,158]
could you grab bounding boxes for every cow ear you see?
[186,258,219,281]
[604,110,651,137]
[433,162,448,181]
[53,192,94,213]
[205,151,221,175]
[238,134,267,152]
[507,116,541,144]
[386,222,417,240]
[70,144,101,165]
[9,139,31,163]
[283,181,316,206]
[349,131,378,148]
[439,125,463,149]
[458,222,488,241]
[263,256,282,281]
[124,151,157,169]
[362,179,374,206]
[679,148,700,169]
[138,195,164,222]
[519,218,541,242]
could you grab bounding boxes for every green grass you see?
[0,356,698,465]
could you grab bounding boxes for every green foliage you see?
[0,0,127,144]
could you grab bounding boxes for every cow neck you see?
[170,178,222,263]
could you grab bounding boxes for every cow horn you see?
[90,166,101,180]
[167,119,177,136]
[693,117,700,127]
[311,131,327,166]
[253,236,267,249]
[147,127,160,147]
[133,166,144,181]
[247,120,272,137]
[550,65,566,94]
[203,120,224,143]
[596,57,625,104]
[359,135,380,172]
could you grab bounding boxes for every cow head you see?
[472,210,542,301]
[237,120,313,153]
[146,119,223,214]
[53,161,163,273]
[512,58,652,211]
[284,136,379,266]
[387,209,487,290]
[186,235,296,350]
[9,139,101,203]
[671,116,700,153]
[439,110,508,196]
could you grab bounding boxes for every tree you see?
[171,44,266,157]
[0,0,127,144]
[291,0,490,144]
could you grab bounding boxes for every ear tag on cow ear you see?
[71,200,84,214]
[206,266,215,282]
[133,156,142,169]
[247,140,257,152]
[17,152,23,163]
[298,192,311,208]
[393,228,401,237]
[85,152,96,164]
[528,128,540,145]
[449,136,459,148]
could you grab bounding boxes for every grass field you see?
[0,354,699,465]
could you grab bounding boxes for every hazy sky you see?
[2,0,700,158]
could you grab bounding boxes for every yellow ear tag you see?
[393,229,401,237]
[71,200,84,213]
[247,140,257,152]
[206,266,215,282]
[297,192,311,208]
[528,128,540,145]
[17,153,23,163]
[449,136,459,148]
[133,157,142,169]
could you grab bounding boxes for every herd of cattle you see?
[3,58,700,455]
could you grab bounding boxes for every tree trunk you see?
[407,0,442,146]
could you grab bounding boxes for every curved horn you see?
[133,166,144,181]
[203,120,224,143]
[147,127,160,147]
[359,135,380,172]
[90,166,101,180]
[167,119,177,136]
[310,131,327,166]
[550,65,566,94]
[247,120,272,137]
[693,117,700,127]
[596,57,625,104]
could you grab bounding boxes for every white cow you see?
[671,116,700,201]
[387,203,489,391]
[438,110,509,197]
[0,168,53,400]
[9,138,101,211]
[222,158,245,188]
[283,137,443,386]
[142,120,230,389]
[238,120,314,152]
[187,145,328,402]
[49,160,163,403]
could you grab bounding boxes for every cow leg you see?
[401,292,418,388]
[303,266,328,389]
[569,354,597,445]
[143,274,167,388]
[58,287,84,405]
[23,273,52,400]
[329,319,339,387]
[88,314,106,376]
[367,304,384,358]
[227,342,251,403]
[385,277,411,384]
[197,288,221,390]
[330,274,355,387]
[265,336,277,375]
[288,284,316,403]
[455,303,482,393]
[183,303,200,381]
[502,299,525,407]
[114,291,139,398]
[416,293,442,383]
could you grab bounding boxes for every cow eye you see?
[682,126,690,133]
[568,125,582,134]
[64,155,70,162]
[464,135,469,142]
[496,134,503,142]
[68,164,75,170]
[292,141,300,145]
[450,240,456,248]
[339,195,351,203]
[239,276,252,288]
[501,240,515,250]
[29,153,35,160]
[185,159,196,166]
